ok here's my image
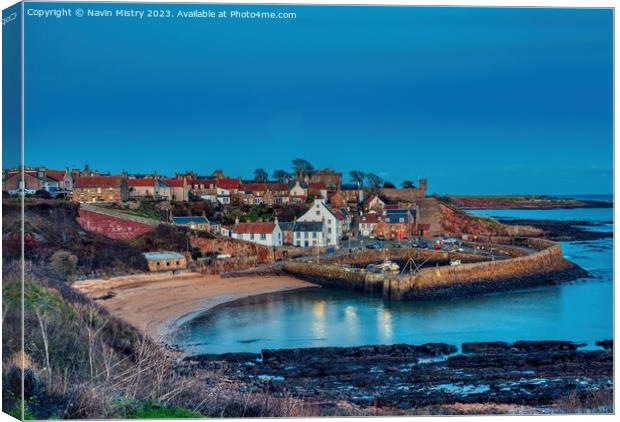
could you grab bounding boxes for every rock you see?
[462,342,511,354]
[595,339,613,350]
[511,341,583,353]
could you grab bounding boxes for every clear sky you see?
[18,3,613,194]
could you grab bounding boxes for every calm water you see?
[173,207,613,355]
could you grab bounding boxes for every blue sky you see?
[16,3,613,194]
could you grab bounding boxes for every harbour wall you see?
[283,239,586,300]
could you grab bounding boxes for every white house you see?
[216,187,231,205]
[289,179,307,200]
[359,213,383,237]
[297,198,341,246]
[232,219,282,247]
[292,221,324,248]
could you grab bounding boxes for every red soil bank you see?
[78,209,154,240]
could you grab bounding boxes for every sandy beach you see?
[74,271,316,341]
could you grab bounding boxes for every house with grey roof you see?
[171,215,210,231]
[292,221,324,248]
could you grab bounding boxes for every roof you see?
[270,182,288,189]
[293,221,323,232]
[164,178,187,188]
[278,221,295,231]
[240,182,268,192]
[363,194,384,207]
[361,213,382,224]
[217,178,240,189]
[333,210,346,221]
[308,182,326,190]
[143,251,185,261]
[385,209,415,223]
[172,216,209,225]
[128,178,155,187]
[46,170,66,182]
[75,176,122,188]
[288,179,308,189]
[233,221,276,234]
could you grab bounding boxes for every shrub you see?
[49,250,78,281]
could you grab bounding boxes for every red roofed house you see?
[232,218,283,247]
[127,178,172,200]
[73,175,129,203]
[164,177,190,201]
[359,213,384,237]
[308,182,327,200]
[216,178,241,205]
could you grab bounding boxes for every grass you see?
[127,401,203,419]
[6,400,37,420]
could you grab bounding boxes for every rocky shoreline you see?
[183,340,613,413]
[498,218,613,241]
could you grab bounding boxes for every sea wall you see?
[284,239,586,300]
[325,248,489,266]
[390,240,580,300]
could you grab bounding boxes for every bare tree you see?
[349,171,366,189]
[253,168,268,182]
[366,173,383,191]
[291,159,313,178]
[272,170,289,183]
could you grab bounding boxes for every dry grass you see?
[2,262,322,419]
[553,388,614,414]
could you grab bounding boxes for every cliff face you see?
[436,202,542,237]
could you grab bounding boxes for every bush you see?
[49,250,78,281]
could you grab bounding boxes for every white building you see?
[232,219,282,247]
[292,221,324,248]
[297,198,341,246]
[216,187,231,204]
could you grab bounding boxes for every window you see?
[399,217,404,223]
[250,233,255,240]
[304,232,308,239]
[295,232,300,238]
[316,210,320,216]
[260,233,266,240]
[175,261,179,265]
[328,228,332,234]
[166,261,170,266]
[312,232,317,238]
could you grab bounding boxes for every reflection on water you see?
[172,208,613,355]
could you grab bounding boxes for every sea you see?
[171,198,613,355]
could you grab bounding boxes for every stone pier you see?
[283,239,587,301]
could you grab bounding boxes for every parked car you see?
[376,235,386,241]
[417,241,429,249]
[8,188,36,196]
[366,241,384,250]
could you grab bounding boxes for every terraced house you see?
[72,175,129,203]
[232,219,283,247]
